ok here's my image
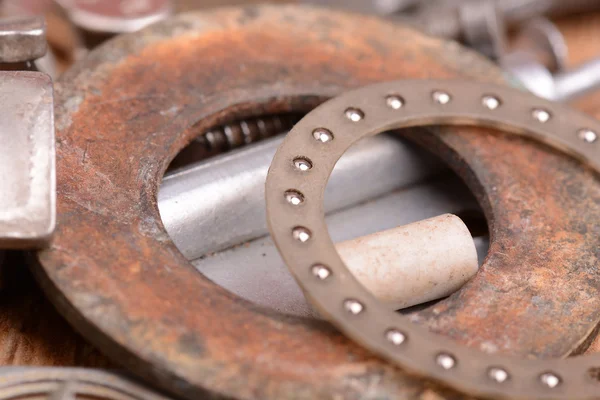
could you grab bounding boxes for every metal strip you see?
[266,79,600,399]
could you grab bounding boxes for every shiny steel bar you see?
[159,133,444,260]
[553,58,600,102]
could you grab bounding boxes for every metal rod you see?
[553,58,600,102]
[159,134,444,260]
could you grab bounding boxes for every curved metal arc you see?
[265,79,600,400]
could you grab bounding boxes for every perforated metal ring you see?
[265,79,600,399]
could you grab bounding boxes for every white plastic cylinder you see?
[336,213,479,309]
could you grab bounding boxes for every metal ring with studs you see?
[265,79,600,400]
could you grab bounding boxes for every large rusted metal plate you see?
[32,5,600,400]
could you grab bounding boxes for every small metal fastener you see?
[265,79,600,400]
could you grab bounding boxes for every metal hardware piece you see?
[508,18,568,73]
[506,56,600,102]
[168,114,299,170]
[302,0,421,15]
[59,0,173,34]
[412,0,600,41]
[0,368,171,399]
[0,16,47,63]
[33,6,600,400]
[0,71,55,248]
[160,134,442,259]
[265,79,600,400]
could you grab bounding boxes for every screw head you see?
[436,353,456,370]
[293,157,312,172]
[345,108,364,122]
[311,264,331,280]
[578,129,598,143]
[312,128,334,143]
[488,367,510,383]
[386,95,405,110]
[482,95,501,110]
[292,227,311,243]
[432,91,451,105]
[532,108,552,123]
[344,299,364,315]
[385,329,406,346]
[284,190,304,206]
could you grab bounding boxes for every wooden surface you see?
[1,2,600,369]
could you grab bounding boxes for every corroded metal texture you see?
[0,367,171,399]
[32,5,600,400]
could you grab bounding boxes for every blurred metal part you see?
[301,0,421,14]
[510,18,568,72]
[458,0,505,60]
[159,133,444,261]
[0,367,172,399]
[58,0,173,34]
[0,16,47,63]
[504,20,600,102]
[0,71,55,248]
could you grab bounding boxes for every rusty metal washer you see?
[265,79,600,399]
[31,5,600,400]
